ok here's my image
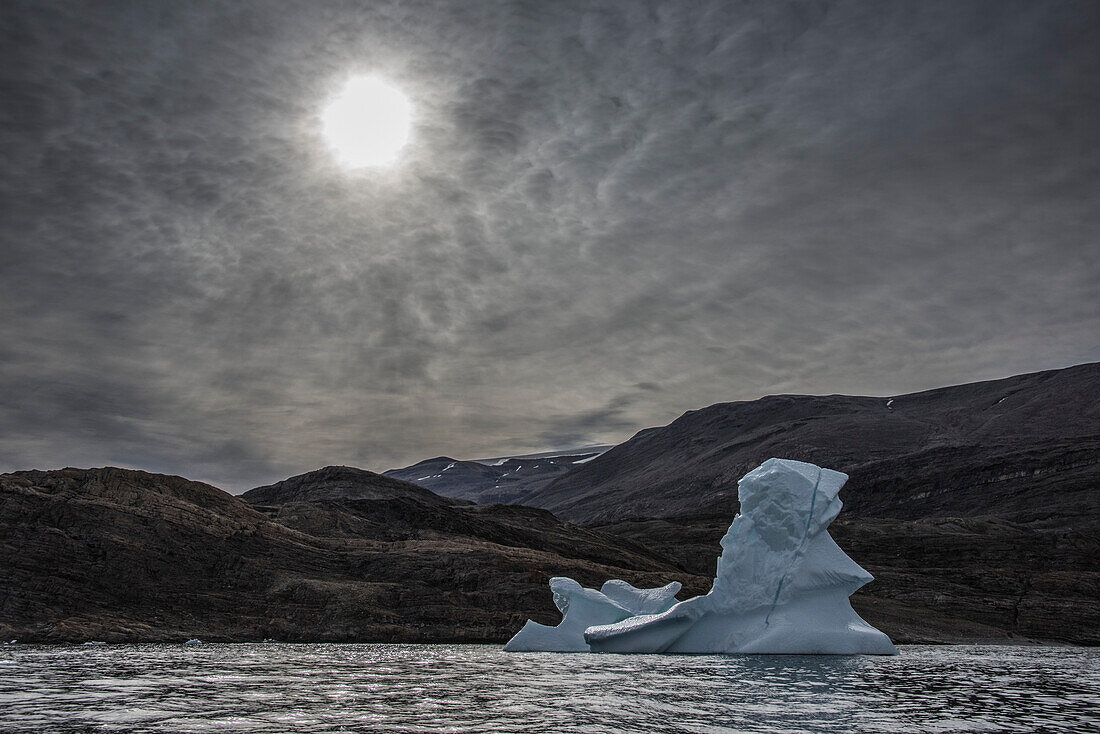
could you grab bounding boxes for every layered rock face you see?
[0,467,695,643]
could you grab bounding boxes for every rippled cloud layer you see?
[2,1,1097,489]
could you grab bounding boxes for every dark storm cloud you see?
[2,0,1098,489]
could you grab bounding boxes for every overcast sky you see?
[2,0,1097,490]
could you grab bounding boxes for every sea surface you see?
[0,643,1096,733]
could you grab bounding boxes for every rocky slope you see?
[521,363,1100,526]
[0,467,697,643]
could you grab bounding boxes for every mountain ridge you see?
[242,465,456,507]
[519,362,1100,525]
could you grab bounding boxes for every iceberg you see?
[505,458,896,655]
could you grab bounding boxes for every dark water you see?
[0,644,1096,733]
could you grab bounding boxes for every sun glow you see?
[321,76,411,169]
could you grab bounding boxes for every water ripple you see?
[0,644,1096,733]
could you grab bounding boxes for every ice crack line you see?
[803,466,822,538]
[765,466,822,627]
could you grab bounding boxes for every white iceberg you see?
[505,458,896,655]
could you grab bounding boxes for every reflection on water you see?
[0,644,1096,733]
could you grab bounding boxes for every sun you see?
[321,76,411,169]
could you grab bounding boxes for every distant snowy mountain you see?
[384,447,611,504]
[469,447,613,465]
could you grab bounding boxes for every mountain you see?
[380,457,510,501]
[0,466,694,643]
[521,363,1100,526]
[3,364,1097,646]
[383,449,607,504]
[2,458,1095,645]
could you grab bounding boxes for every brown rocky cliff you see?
[0,467,697,643]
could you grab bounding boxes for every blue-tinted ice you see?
[505,458,897,654]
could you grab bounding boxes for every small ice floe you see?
[83,641,107,646]
[4,639,16,645]
[262,638,277,643]
[184,639,202,646]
